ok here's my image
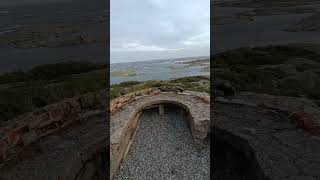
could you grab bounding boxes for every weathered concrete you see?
[0,111,108,180]
[213,92,320,180]
[158,104,164,116]
[0,90,108,179]
[110,90,210,179]
[0,87,209,179]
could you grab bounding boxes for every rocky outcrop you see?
[110,88,161,113]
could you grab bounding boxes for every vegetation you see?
[0,61,108,123]
[0,60,209,124]
[213,45,320,100]
[0,61,107,84]
[111,76,209,99]
[0,23,108,48]
[213,45,320,67]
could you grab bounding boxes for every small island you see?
[111,68,143,77]
[177,58,210,67]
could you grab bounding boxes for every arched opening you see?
[212,128,268,180]
[114,103,209,179]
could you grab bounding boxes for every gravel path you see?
[114,107,209,180]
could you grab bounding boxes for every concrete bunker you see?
[212,94,320,180]
[0,90,109,180]
[110,91,210,179]
[212,128,268,180]
[115,103,209,179]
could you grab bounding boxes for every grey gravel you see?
[114,107,209,180]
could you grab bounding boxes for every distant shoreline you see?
[110,55,209,65]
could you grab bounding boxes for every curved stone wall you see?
[213,92,320,180]
[110,90,210,179]
[213,127,269,180]
[0,88,209,179]
[0,89,108,179]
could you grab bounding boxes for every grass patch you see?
[213,45,320,100]
[111,76,209,99]
[0,61,107,84]
[0,62,108,124]
[213,45,320,67]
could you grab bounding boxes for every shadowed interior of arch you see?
[212,128,269,180]
[113,103,210,179]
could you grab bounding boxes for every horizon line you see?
[110,54,210,65]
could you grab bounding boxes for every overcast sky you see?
[111,0,210,63]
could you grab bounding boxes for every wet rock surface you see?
[114,107,209,180]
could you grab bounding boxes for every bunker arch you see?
[135,100,196,139]
[137,100,192,121]
[110,93,210,179]
[139,99,191,112]
[213,127,269,180]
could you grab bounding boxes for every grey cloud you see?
[111,0,209,63]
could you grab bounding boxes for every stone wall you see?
[0,89,107,166]
[0,87,210,178]
[215,92,320,135]
[110,90,210,179]
[213,93,320,179]
[110,88,161,113]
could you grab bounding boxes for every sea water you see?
[111,57,210,85]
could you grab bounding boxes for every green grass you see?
[213,45,320,100]
[111,76,210,100]
[0,61,107,84]
[213,45,320,67]
[0,62,108,124]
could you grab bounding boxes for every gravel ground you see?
[113,107,210,180]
